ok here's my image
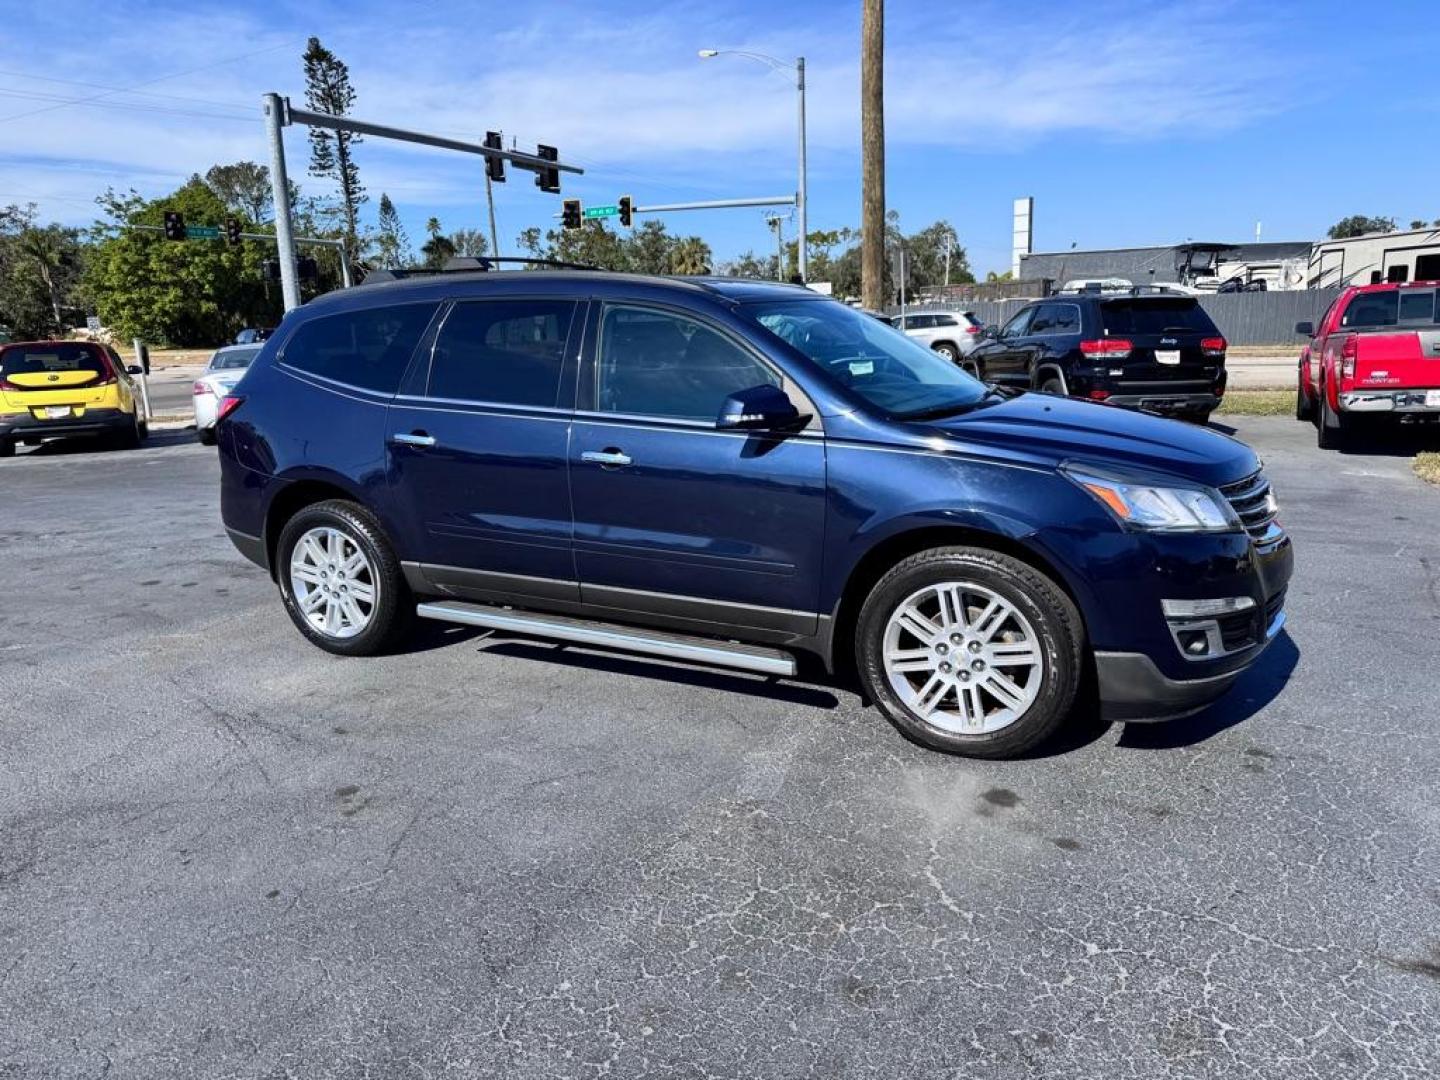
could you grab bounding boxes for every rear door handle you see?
[391,431,436,448]
[581,449,632,467]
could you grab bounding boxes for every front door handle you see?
[391,431,436,448]
[581,449,632,468]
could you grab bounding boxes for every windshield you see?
[209,347,261,371]
[745,300,988,418]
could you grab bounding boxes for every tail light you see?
[0,376,22,392]
[1201,336,1227,357]
[1080,338,1133,360]
[193,380,213,396]
[216,395,244,424]
[1087,390,1112,401]
[1341,335,1357,379]
[965,324,981,334]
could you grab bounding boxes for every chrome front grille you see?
[1220,470,1282,544]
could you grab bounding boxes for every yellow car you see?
[0,340,148,457]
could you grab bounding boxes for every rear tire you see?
[197,426,216,446]
[855,546,1084,758]
[1295,365,1314,422]
[0,439,13,458]
[276,499,413,656]
[933,342,959,362]
[1317,380,1347,450]
[113,414,142,450]
[1039,377,1066,397]
[1178,407,1214,425]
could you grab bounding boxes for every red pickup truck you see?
[1295,282,1440,449]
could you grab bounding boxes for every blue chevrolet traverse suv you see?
[217,271,1293,758]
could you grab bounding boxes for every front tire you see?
[276,500,413,656]
[855,546,1084,758]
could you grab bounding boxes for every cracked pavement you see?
[1,417,1437,1078]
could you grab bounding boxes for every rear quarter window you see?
[279,303,440,393]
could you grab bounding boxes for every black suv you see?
[968,291,1229,423]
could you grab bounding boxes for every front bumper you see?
[0,406,133,442]
[1098,606,1286,722]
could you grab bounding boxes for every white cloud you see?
[0,0,1294,250]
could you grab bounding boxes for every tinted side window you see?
[428,299,576,406]
[281,303,439,393]
[597,305,778,421]
[1049,303,1080,333]
[1001,307,1035,336]
[933,314,959,327]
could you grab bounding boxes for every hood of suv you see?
[927,392,1257,488]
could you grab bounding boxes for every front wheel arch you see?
[828,525,1088,681]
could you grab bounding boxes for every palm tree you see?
[670,237,712,276]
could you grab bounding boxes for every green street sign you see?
[186,225,221,240]
[582,205,618,220]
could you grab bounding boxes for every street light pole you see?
[700,49,808,282]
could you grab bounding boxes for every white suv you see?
[893,311,984,366]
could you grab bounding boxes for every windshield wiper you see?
[897,389,1004,421]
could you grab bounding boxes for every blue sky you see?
[0,0,1435,275]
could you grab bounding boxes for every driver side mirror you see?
[1294,321,1314,337]
[125,364,143,375]
[716,383,806,431]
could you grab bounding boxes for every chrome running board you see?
[416,600,798,677]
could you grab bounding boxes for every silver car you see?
[193,344,260,444]
[893,311,984,367]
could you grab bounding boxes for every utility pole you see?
[860,0,886,310]
[768,215,785,281]
[485,168,500,257]
[263,93,301,312]
[796,57,808,282]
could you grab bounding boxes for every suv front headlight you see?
[1062,466,1240,533]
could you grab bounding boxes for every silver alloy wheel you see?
[881,581,1044,734]
[289,526,377,640]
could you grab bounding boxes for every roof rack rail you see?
[363,255,600,283]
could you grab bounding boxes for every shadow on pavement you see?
[1117,629,1300,750]
[19,429,198,457]
[478,636,844,711]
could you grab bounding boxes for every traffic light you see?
[562,199,582,231]
[163,211,185,241]
[484,131,505,183]
[534,144,560,194]
[261,259,281,281]
[618,195,633,228]
[224,217,243,245]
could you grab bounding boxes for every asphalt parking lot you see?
[1,417,1437,1079]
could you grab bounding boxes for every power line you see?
[0,39,295,125]
[0,69,255,113]
[0,89,255,124]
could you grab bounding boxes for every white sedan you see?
[193,344,261,444]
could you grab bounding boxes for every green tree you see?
[420,217,456,270]
[449,228,488,257]
[0,204,88,338]
[83,178,274,344]
[903,220,973,289]
[303,37,365,251]
[720,250,774,280]
[669,236,712,275]
[1327,215,1396,239]
[624,220,673,274]
[204,161,280,223]
[374,193,410,268]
